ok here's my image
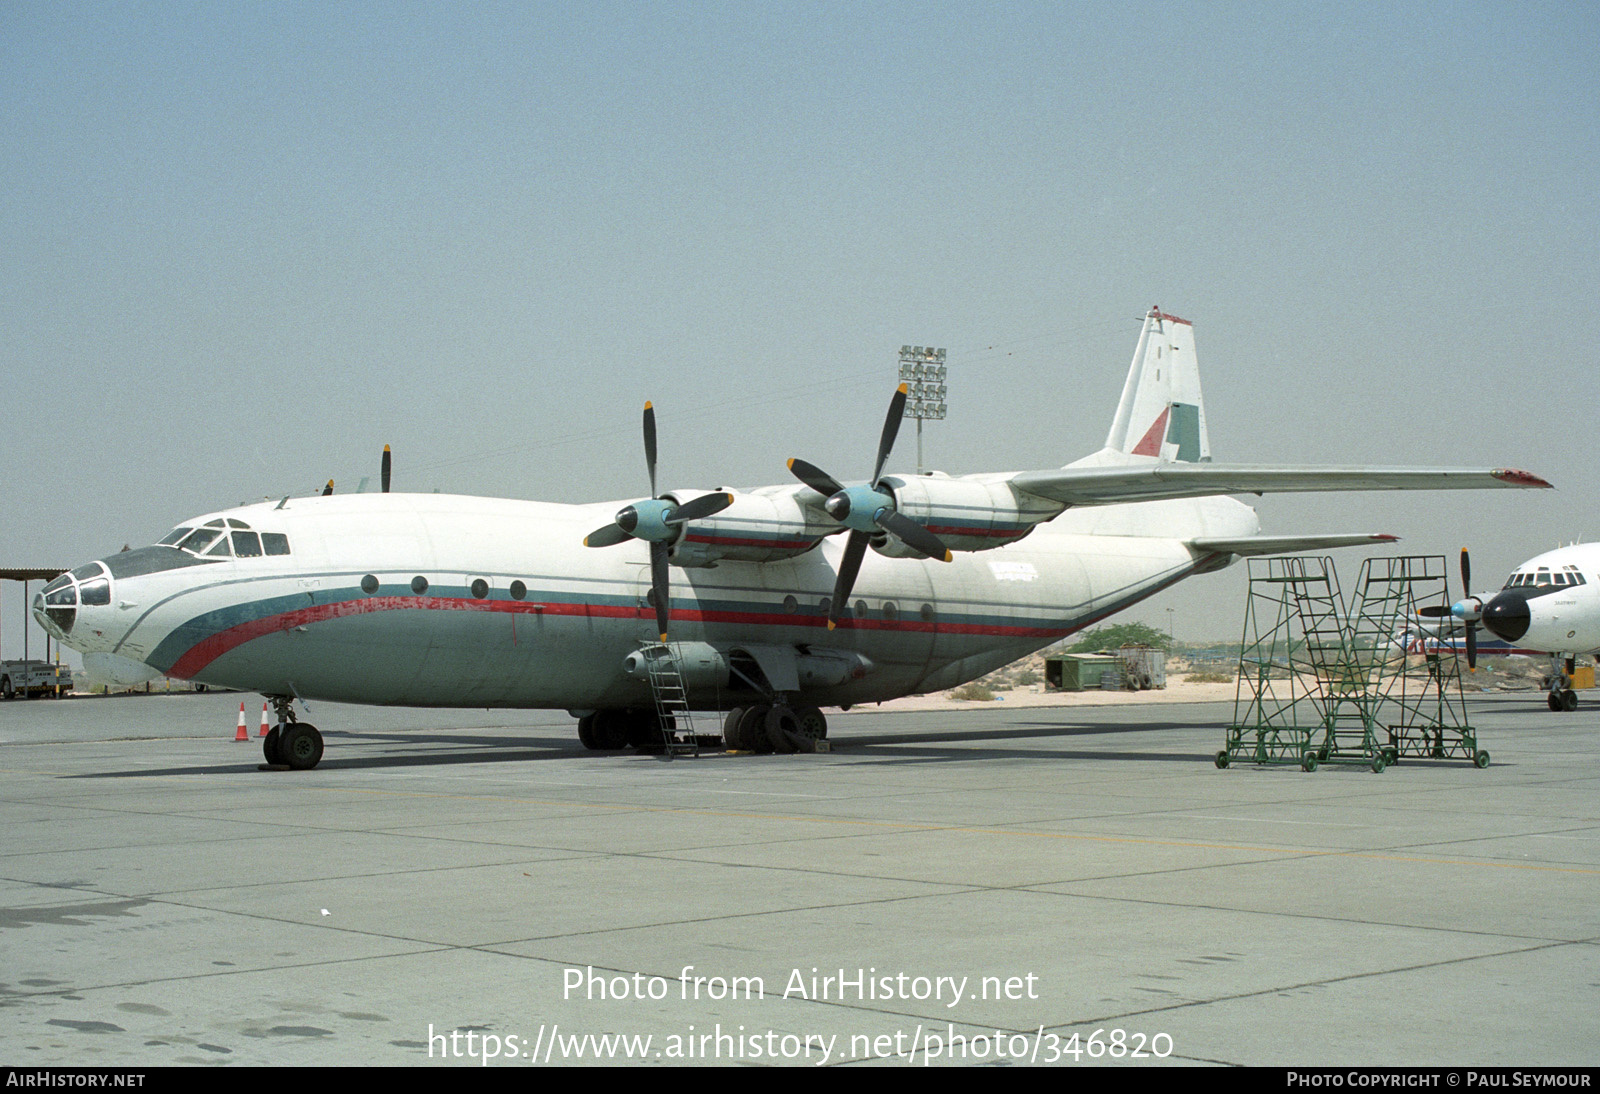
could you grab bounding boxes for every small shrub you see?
[949,683,996,702]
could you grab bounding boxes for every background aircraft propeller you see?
[381,444,391,493]
[584,402,733,640]
[787,383,952,630]
[1419,547,1480,669]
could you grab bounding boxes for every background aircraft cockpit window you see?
[79,578,110,605]
[45,584,77,606]
[158,528,193,546]
[71,562,106,581]
[203,519,225,528]
[176,528,222,553]
[42,574,72,595]
[261,533,290,556]
[226,518,251,529]
[231,531,263,557]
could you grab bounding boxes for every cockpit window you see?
[203,534,232,557]
[204,519,225,528]
[71,562,106,581]
[158,528,192,546]
[261,532,290,556]
[177,528,223,553]
[79,578,110,605]
[231,531,263,557]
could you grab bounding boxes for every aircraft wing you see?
[1188,533,1399,557]
[1008,465,1550,507]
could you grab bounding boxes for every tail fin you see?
[1102,306,1211,463]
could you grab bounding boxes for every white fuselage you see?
[45,490,1258,710]
[1480,543,1600,656]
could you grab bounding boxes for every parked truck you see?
[0,660,73,699]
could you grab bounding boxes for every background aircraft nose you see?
[1481,592,1531,642]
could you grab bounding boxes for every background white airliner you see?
[1419,544,1600,711]
[35,308,1549,768]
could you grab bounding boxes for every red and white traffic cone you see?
[259,702,270,737]
[234,702,249,742]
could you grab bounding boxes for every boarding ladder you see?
[638,642,704,757]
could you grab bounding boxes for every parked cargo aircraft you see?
[37,307,1551,767]
[1422,544,1600,710]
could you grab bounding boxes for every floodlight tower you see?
[898,345,947,474]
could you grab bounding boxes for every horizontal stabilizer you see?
[1189,533,1399,557]
[1010,465,1551,507]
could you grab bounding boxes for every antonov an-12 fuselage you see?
[39,308,1550,767]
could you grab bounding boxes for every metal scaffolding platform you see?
[1218,555,1487,773]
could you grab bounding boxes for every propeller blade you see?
[1466,622,1478,671]
[871,383,910,483]
[1460,547,1471,600]
[650,540,671,641]
[322,480,334,497]
[381,445,392,493]
[1416,604,1452,618]
[827,530,871,630]
[669,492,734,524]
[788,458,845,498]
[584,523,633,548]
[643,402,658,498]
[877,509,953,562]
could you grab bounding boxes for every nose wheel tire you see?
[279,723,324,770]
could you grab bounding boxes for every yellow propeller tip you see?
[896,382,908,394]
[659,633,668,643]
[826,620,837,631]
[644,400,653,410]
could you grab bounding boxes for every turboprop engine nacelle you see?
[666,487,836,567]
[621,642,875,693]
[870,473,1065,558]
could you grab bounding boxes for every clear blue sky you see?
[2,2,1595,656]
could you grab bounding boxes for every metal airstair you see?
[637,642,706,757]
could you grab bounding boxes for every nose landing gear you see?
[261,694,323,770]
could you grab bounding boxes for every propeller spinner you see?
[787,383,952,630]
[584,402,733,640]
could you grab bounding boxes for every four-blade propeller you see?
[584,402,733,640]
[1419,547,1480,669]
[787,383,952,630]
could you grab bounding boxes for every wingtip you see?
[1492,468,1553,488]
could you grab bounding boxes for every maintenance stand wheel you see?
[1301,751,1318,773]
[1474,750,1491,769]
[1214,751,1229,769]
[1370,753,1387,774]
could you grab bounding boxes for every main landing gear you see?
[261,695,324,770]
[575,703,829,754]
[722,703,827,754]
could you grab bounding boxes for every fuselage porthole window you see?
[509,580,527,601]
[470,578,489,600]
[411,576,429,595]
[361,574,379,595]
